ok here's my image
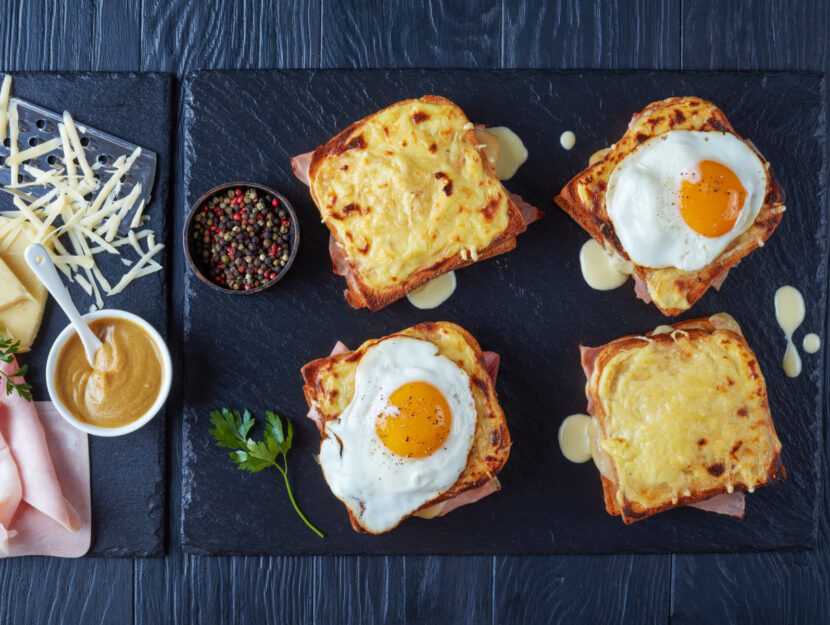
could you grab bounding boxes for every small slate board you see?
[5,73,172,557]
[180,70,825,555]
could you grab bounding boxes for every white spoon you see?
[24,243,102,366]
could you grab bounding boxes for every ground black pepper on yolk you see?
[375,381,452,457]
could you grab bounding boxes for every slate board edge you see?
[178,69,827,557]
[4,71,176,557]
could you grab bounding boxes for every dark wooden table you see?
[1,2,827,623]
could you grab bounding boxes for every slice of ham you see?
[687,492,746,519]
[306,342,503,519]
[430,477,501,518]
[329,234,348,277]
[0,430,22,554]
[633,273,652,304]
[507,192,543,226]
[1,359,80,532]
[0,359,90,558]
[711,268,730,291]
[5,402,91,558]
[291,151,313,186]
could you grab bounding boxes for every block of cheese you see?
[0,256,31,312]
[0,217,52,352]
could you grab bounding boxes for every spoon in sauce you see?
[24,243,102,365]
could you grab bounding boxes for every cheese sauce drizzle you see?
[406,271,456,309]
[774,285,805,377]
[474,127,528,181]
[558,414,593,463]
[803,333,821,354]
[579,239,629,290]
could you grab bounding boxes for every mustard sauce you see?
[55,317,164,428]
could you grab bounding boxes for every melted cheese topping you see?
[596,330,778,510]
[310,99,512,290]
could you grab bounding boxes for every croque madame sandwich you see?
[301,321,510,534]
[580,313,785,524]
[556,97,785,315]
[292,96,540,311]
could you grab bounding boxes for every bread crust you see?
[585,314,786,524]
[301,321,511,533]
[555,97,785,315]
[308,95,527,312]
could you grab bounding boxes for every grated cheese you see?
[5,137,62,165]
[0,74,164,305]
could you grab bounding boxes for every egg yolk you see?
[376,382,451,458]
[679,160,747,238]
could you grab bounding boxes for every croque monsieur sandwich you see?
[556,97,785,315]
[292,96,540,311]
[302,321,510,534]
[580,313,785,524]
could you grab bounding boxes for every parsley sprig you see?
[0,333,32,402]
[209,408,323,537]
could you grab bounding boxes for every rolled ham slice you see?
[1,359,80,532]
[305,342,503,518]
[0,430,22,555]
[0,359,90,557]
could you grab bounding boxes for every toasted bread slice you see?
[581,313,785,524]
[301,321,510,533]
[556,97,785,315]
[307,96,527,311]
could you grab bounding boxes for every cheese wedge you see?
[0,217,52,352]
[0,256,31,312]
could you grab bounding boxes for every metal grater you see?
[0,97,156,235]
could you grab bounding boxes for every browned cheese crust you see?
[301,321,511,532]
[308,95,526,312]
[555,97,785,315]
[587,314,785,524]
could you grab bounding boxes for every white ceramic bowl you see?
[45,309,172,437]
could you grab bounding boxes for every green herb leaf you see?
[0,331,33,402]
[209,408,324,538]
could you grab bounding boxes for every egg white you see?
[606,130,767,271]
[319,336,477,533]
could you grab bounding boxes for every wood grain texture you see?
[0,1,140,71]
[681,0,825,70]
[315,557,405,625]
[321,0,501,68]
[0,558,132,625]
[503,0,681,68]
[495,555,671,625]
[140,0,321,73]
[405,557,492,623]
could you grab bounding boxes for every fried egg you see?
[318,336,477,533]
[606,130,767,271]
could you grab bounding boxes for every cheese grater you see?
[0,97,157,235]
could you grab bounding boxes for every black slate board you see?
[180,69,825,555]
[4,73,173,557]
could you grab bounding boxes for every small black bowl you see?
[184,181,300,295]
